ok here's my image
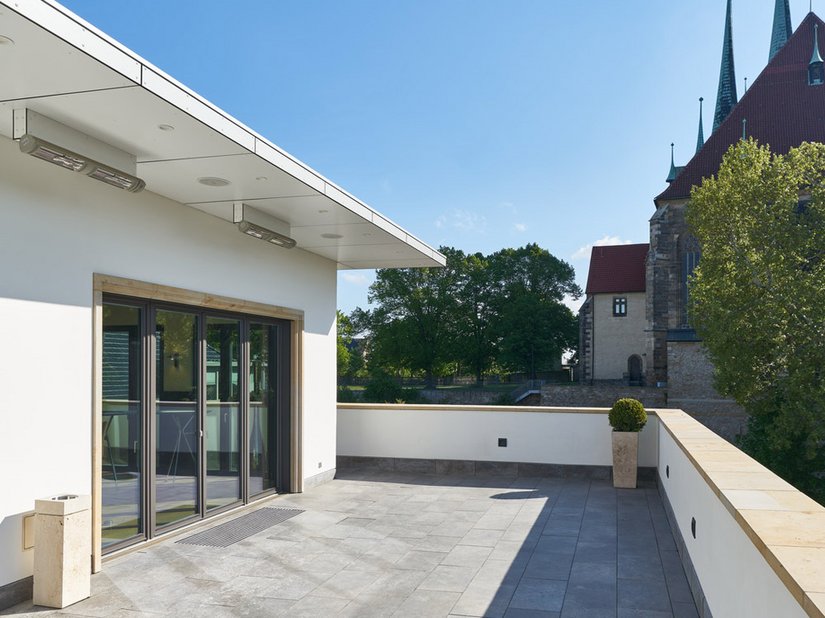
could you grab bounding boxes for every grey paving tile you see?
[451,581,516,618]
[461,528,505,547]
[618,578,671,612]
[509,578,567,612]
[232,596,296,617]
[617,609,674,617]
[394,549,448,571]
[312,568,382,599]
[573,540,616,563]
[568,561,617,585]
[618,553,666,581]
[442,544,494,568]
[285,593,350,616]
[561,578,616,612]
[392,589,460,617]
[415,535,463,553]
[503,609,560,618]
[672,600,700,618]
[418,565,478,593]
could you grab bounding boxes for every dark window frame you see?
[101,293,292,554]
[612,296,628,317]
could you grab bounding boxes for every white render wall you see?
[0,136,337,588]
[337,405,659,467]
[657,424,805,618]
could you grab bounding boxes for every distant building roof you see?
[585,244,649,295]
[658,12,825,203]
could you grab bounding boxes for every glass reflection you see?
[249,323,278,494]
[205,316,241,510]
[102,303,143,547]
[155,309,199,526]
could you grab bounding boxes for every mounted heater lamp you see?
[13,109,146,193]
[233,202,296,249]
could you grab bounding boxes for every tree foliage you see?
[489,244,580,378]
[687,139,825,502]
[349,243,580,386]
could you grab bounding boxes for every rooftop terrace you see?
[3,472,696,617]
[4,404,822,617]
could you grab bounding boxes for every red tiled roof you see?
[585,244,649,295]
[658,12,825,203]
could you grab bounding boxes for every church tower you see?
[713,0,738,131]
[769,0,793,60]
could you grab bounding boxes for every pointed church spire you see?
[769,0,793,61]
[696,98,705,154]
[809,23,824,85]
[713,0,738,131]
[667,143,679,183]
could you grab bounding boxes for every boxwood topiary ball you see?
[609,398,648,432]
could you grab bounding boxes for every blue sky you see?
[61,0,814,313]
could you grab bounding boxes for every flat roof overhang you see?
[0,0,446,270]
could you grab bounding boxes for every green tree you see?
[336,310,354,379]
[453,252,498,385]
[489,244,581,378]
[363,247,463,387]
[687,139,825,503]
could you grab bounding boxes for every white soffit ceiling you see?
[0,0,445,270]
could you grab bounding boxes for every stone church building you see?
[579,0,825,438]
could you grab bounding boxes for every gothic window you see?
[683,250,701,326]
[613,297,627,317]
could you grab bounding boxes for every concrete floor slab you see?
[2,475,698,617]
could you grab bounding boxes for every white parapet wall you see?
[656,409,824,618]
[337,404,658,468]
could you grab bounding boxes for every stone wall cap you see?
[35,494,91,516]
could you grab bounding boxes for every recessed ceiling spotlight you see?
[198,176,230,187]
[318,209,329,214]
[157,124,175,132]
[255,176,268,181]
[0,35,14,46]
[321,233,343,239]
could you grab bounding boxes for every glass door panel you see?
[249,323,278,495]
[155,309,199,527]
[101,303,143,547]
[205,316,241,510]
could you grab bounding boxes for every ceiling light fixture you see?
[0,35,14,46]
[321,233,343,239]
[198,176,230,187]
[157,124,175,132]
[233,202,296,249]
[15,110,145,193]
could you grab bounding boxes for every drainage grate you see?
[176,507,303,548]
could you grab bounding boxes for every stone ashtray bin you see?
[33,494,91,608]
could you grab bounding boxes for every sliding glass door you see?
[205,316,241,510]
[101,296,291,552]
[155,309,200,527]
[101,302,144,549]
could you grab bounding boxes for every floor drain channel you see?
[176,507,303,547]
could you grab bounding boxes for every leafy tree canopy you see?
[349,243,580,385]
[688,139,825,502]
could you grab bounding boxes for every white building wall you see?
[338,405,659,467]
[0,136,337,587]
[592,291,647,380]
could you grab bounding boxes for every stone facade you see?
[541,383,666,409]
[645,198,746,441]
[590,292,647,381]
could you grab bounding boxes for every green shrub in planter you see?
[609,398,647,432]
